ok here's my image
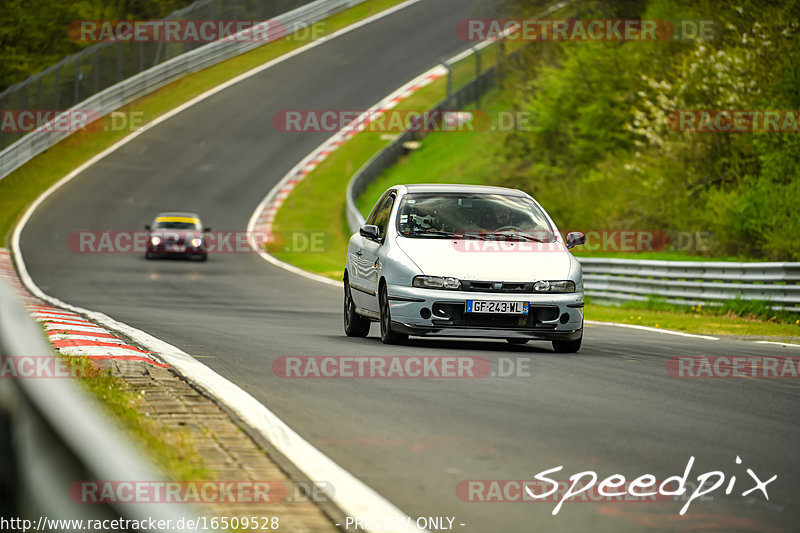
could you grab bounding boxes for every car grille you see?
[460,280,535,293]
[164,235,185,245]
[431,303,559,329]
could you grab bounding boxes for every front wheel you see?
[344,278,370,337]
[379,285,408,345]
[552,335,582,353]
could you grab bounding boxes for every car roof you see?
[400,184,528,196]
[154,212,202,219]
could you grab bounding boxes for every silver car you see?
[343,184,586,352]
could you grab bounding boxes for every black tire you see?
[379,284,408,345]
[506,338,529,345]
[344,278,370,337]
[552,336,582,353]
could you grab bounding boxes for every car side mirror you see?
[204,227,211,232]
[144,225,151,231]
[566,232,585,249]
[360,225,380,241]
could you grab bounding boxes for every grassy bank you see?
[67,356,212,481]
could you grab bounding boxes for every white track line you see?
[585,320,719,341]
[754,340,800,349]
[11,3,429,532]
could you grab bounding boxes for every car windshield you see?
[153,217,202,230]
[397,193,555,241]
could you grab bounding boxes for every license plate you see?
[167,244,185,252]
[465,301,529,314]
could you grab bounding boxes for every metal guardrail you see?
[0,276,209,529]
[0,0,368,181]
[580,257,800,312]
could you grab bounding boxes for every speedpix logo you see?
[458,456,776,516]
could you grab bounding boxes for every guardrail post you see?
[496,39,506,87]
[37,75,43,111]
[74,56,81,105]
[54,61,61,111]
[93,48,99,94]
[0,93,5,149]
[116,42,123,82]
[440,58,452,108]
[474,46,482,109]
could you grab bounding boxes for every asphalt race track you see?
[18,1,800,531]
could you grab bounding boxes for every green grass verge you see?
[0,0,410,248]
[586,303,800,340]
[67,356,213,481]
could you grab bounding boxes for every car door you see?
[350,193,395,313]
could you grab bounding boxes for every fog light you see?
[560,313,570,324]
[420,308,432,319]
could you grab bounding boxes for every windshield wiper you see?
[406,230,457,238]
[484,231,555,243]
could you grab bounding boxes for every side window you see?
[366,192,390,226]
[372,196,396,240]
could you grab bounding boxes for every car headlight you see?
[150,236,162,246]
[412,276,462,290]
[533,280,576,293]
[190,237,203,247]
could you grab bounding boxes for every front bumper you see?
[147,245,207,258]
[387,284,584,340]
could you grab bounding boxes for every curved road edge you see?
[10,2,444,532]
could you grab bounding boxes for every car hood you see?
[151,230,201,237]
[396,237,573,281]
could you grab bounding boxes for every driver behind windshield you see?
[482,201,517,231]
[399,194,555,241]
